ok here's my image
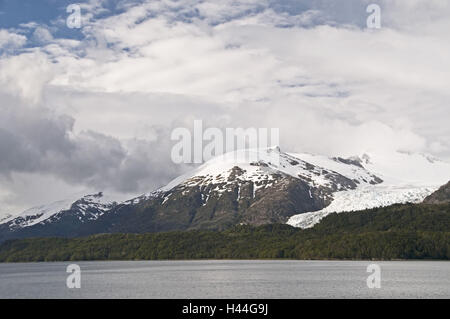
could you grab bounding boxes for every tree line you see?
[0,202,449,262]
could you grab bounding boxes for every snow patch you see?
[287,184,437,229]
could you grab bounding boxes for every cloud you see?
[41,0,448,156]
[0,29,27,50]
[32,26,54,43]
[0,93,190,195]
[0,0,449,214]
[0,51,53,104]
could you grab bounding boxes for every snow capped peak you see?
[159,147,283,192]
[2,191,124,229]
[80,192,121,206]
[154,147,384,201]
[3,195,81,227]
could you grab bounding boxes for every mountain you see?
[287,151,450,228]
[423,181,450,204]
[1,147,449,242]
[0,193,119,241]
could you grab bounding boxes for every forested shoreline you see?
[1,203,449,262]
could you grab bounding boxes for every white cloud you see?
[0,51,54,104]
[0,0,449,214]
[43,0,448,155]
[0,30,27,50]
[32,26,54,43]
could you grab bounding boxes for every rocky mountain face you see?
[89,148,386,234]
[0,193,119,241]
[0,148,381,241]
[423,181,450,204]
[1,147,448,242]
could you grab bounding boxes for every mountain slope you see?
[81,147,381,235]
[424,181,450,204]
[287,151,450,228]
[0,147,383,240]
[0,193,120,242]
[1,148,449,241]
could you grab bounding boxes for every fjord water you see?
[0,260,448,298]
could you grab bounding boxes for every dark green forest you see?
[0,202,449,262]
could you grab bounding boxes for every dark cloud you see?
[0,95,189,193]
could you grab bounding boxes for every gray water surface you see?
[0,260,448,298]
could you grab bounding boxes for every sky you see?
[0,0,449,214]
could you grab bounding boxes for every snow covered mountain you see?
[98,146,385,231]
[0,192,122,241]
[0,147,449,241]
[4,192,120,230]
[287,151,450,228]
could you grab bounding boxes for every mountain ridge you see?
[1,148,449,242]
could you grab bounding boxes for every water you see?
[0,260,448,298]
